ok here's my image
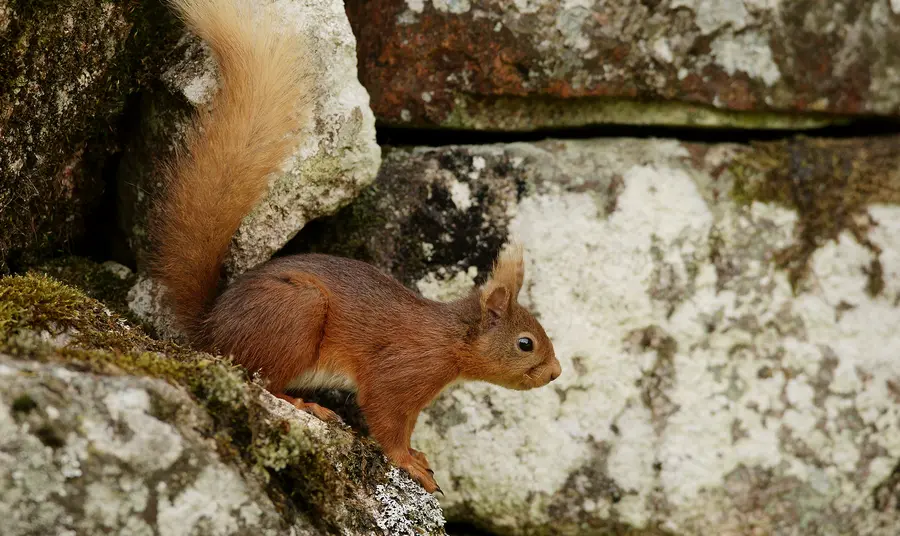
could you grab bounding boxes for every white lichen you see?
[416,265,478,302]
[373,468,445,536]
[83,388,184,473]
[410,139,900,533]
[671,0,750,35]
[710,30,782,87]
[431,0,472,14]
[448,179,473,211]
[157,465,263,536]
[652,38,674,64]
[405,0,426,13]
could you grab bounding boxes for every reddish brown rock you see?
[346,0,900,130]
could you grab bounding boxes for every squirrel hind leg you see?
[205,270,330,394]
[275,393,343,423]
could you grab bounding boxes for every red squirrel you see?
[150,0,562,494]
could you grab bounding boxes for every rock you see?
[0,357,312,536]
[288,137,900,534]
[0,0,182,272]
[117,0,380,282]
[0,273,446,536]
[345,0,900,130]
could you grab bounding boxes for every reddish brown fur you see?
[204,252,560,492]
[151,0,561,494]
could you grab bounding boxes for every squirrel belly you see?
[287,368,358,393]
[150,0,562,495]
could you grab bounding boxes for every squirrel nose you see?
[549,360,562,382]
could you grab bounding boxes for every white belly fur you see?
[287,368,357,392]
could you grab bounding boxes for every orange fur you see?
[150,0,561,495]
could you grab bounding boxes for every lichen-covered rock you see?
[290,137,900,534]
[118,0,380,286]
[0,272,445,536]
[346,0,900,130]
[0,357,315,536]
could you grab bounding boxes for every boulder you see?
[289,137,900,535]
[346,0,900,130]
[0,272,445,536]
[0,0,182,272]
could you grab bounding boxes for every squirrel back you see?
[149,0,310,340]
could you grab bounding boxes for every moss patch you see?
[31,256,135,316]
[729,136,900,294]
[441,94,838,132]
[0,273,439,534]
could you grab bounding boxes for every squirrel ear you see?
[488,242,525,301]
[481,283,510,320]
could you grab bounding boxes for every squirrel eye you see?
[517,337,534,352]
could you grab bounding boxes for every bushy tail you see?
[150,0,310,341]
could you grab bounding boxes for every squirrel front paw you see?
[409,448,433,475]
[404,461,442,494]
[390,451,441,494]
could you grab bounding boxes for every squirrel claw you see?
[409,448,433,474]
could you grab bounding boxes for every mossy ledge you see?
[0,272,446,535]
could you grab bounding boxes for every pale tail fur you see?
[150,0,311,340]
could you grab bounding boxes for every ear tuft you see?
[489,242,525,300]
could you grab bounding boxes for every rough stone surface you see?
[290,137,900,535]
[118,0,381,283]
[346,0,900,129]
[0,0,182,272]
[0,272,446,536]
[0,357,313,536]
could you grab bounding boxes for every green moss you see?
[0,273,101,335]
[0,273,413,533]
[439,95,840,132]
[31,256,143,325]
[728,136,900,294]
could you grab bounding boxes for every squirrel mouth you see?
[522,364,545,388]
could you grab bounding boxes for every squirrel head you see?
[464,244,561,390]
